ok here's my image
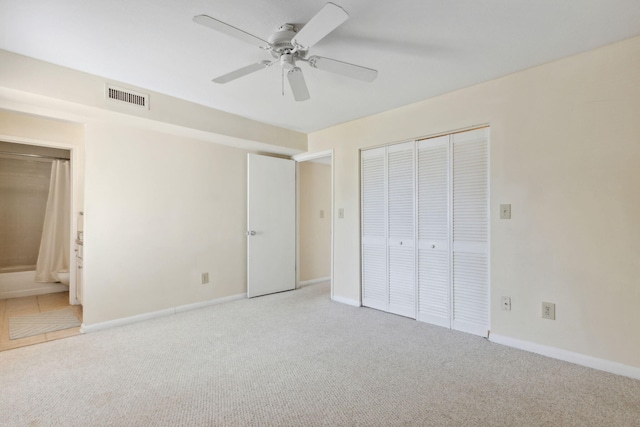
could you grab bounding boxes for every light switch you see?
[500,204,511,219]
[338,208,344,219]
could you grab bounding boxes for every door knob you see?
[432,245,436,248]
[247,230,257,236]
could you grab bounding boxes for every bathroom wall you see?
[0,141,72,273]
[0,155,51,272]
[298,160,331,282]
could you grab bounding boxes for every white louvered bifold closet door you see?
[361,147,387,311]
[451,128,489,337]
[417,136,451,327]
[387,142,416,318]
[362,128,489,333]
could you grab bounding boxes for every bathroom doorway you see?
[0,140,82,351]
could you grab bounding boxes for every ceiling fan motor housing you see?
[268,24,303,58]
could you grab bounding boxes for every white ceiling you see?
[1,0,639,133]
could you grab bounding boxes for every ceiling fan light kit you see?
[193,2,378,101]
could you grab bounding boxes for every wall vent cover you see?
[105,84,149,109]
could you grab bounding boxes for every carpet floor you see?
[0,282,638,426]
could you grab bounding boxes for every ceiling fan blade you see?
[307,55,377,82]
[287,67,310,101]
[193,15,270,49]
[291,3,349,50]
[213,61,272,84]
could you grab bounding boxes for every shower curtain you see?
[35,160,70,283]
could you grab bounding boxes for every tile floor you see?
[0,291,82,352]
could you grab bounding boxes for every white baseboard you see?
[332,295,361,307]
[81,293,246,334]
[490,334,640,380]
[174,293,246,313]
[299,276,331,287]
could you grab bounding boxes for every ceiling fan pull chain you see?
[281,67,285,97]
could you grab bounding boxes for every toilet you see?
[58,270,70,285]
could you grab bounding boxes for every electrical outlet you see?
[542,302,555,320]
[201,272,209,284]
[501,296,511,311]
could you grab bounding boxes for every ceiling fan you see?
[193,2,378,101]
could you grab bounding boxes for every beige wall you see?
[0,50,307,153]
[83,122,251,324]
[309,36,640,369]
[0,52,307,325]
[0,109,84,144]
[298,161,331,282]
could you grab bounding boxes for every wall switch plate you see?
[501,296,511,311]
[201,272,209,284]
[542,302,555,320]
[500,204,512,219]
[338,208,344,219]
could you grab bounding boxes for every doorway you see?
[294,150,334,298]
[0,139,82,351]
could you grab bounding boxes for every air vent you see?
[105,84,149,109]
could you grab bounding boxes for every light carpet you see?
[0,283,639,426]
[9,308,81,340]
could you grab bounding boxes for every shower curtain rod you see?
[0,151,70,161]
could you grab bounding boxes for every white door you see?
[387,142,416,318]
[451,129,489,336]
[247,154,296,298]
[361,147,387,311]
[416,128,489,336]
[417,136,451,327]
[361,143,416,319]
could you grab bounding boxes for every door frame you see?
[0,134,80,306]
[292,149,334,300]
